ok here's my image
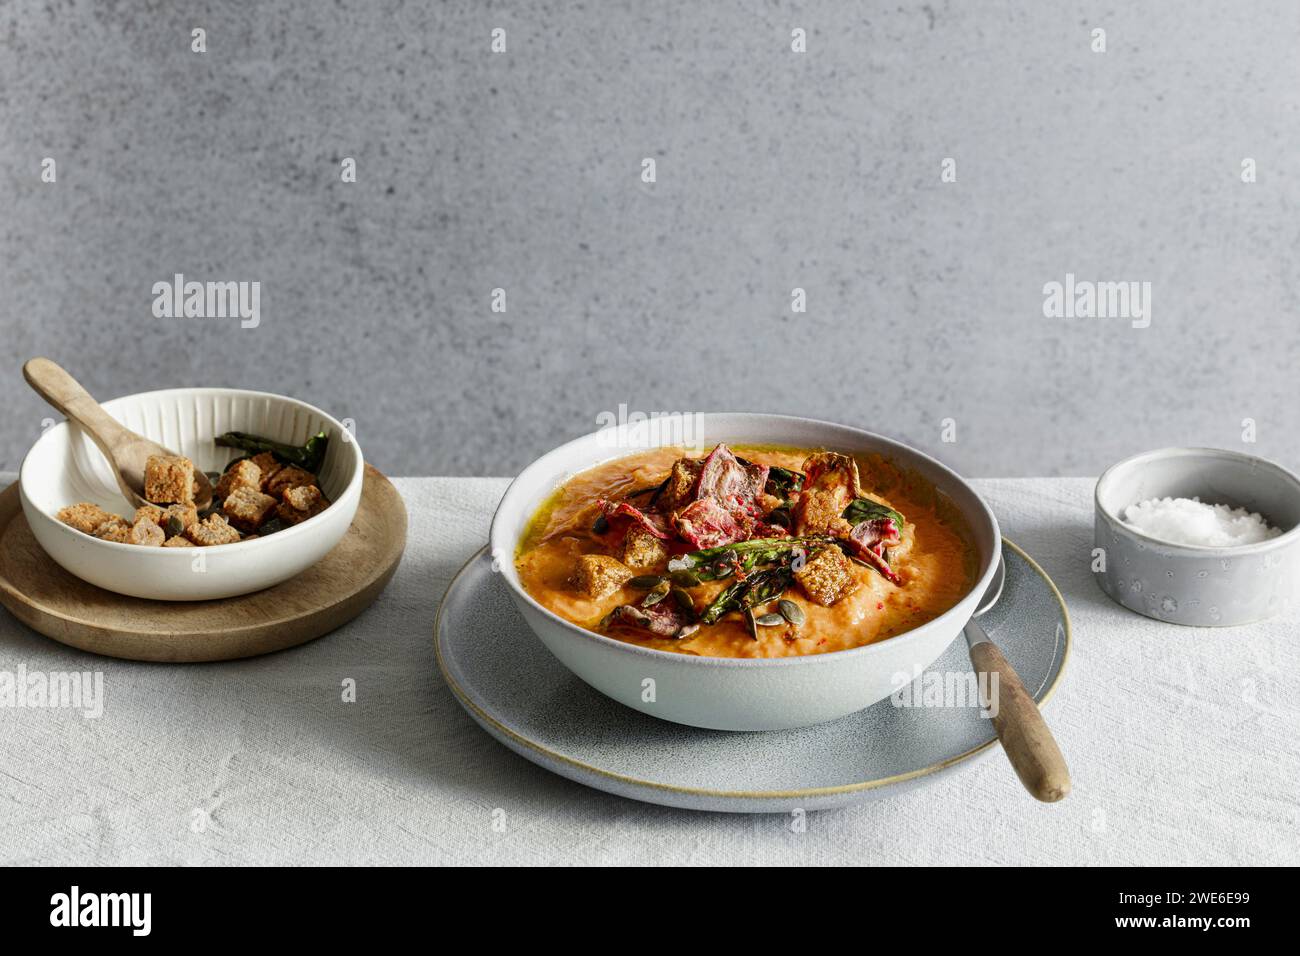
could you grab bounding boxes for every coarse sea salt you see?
[1122,496,1282,548]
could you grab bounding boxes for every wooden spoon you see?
[965,556,1071,802]
[23,357,214,511]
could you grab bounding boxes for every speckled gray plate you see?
[435,539,1070,813]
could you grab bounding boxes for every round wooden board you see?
[0,465,406,662]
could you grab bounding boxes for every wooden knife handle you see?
[969,639,1071,802]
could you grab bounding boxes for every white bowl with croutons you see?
[490,413,1001,731]
[20,388,364,601]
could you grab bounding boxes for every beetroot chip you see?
[603,600,693,638]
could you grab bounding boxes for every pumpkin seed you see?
[674,624,700,640]
[755,613,785,627]
[671,588,695,615]
[777,599,805,625]
[628,575,665,590]
[641,582,671,606]
[670,569,702,587]
[745,608,759,641]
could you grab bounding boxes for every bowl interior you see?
[491,413,1000,642]
[23,388,361,521]
[1097,447,1300,535]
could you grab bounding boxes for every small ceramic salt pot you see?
[1094,447,1300,626]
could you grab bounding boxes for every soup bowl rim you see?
[489,412,1001,669]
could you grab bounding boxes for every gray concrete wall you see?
[3,1,1298,477]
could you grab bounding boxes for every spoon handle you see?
[966,623,1071,802]
[23,357,144,502]
[24,357,136,444]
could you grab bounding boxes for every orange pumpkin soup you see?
[515,443,976,659]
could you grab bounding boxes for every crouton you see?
[277,484,328,525]
[569,554,632,599]
[134,505,165,525]
[248,452,283,490]
[127,518,165,547]
[793,488,852,537]
[802,451,862,496]
[658,458,702,511]
[93,517,132,543]
[162,536,194,548]
[284,484,322,510]
[160,502,199,536]
[215,459,262,500]
[266,465,316,497]
[143,454,195,504]
[185,513,241,546]
[222,486,278,531]
[791,451,862,536]
[621,525,668,569]
[57,502,116,535]
[794,547,858,606]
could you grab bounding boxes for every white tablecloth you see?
[1,476,1296,866]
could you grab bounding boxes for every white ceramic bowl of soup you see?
[490,413,1001,731]
[20,388,364,601]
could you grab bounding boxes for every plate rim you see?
[434,537,1071,801]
